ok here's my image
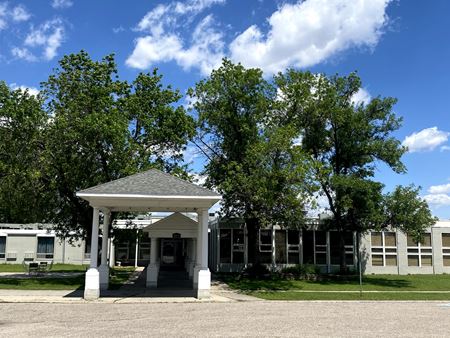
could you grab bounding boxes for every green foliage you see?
[280,264,320,280]
[0,82,50,223]
[190,59,311,229]
[0,51,195,238]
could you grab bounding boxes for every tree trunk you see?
[246,217,261,266]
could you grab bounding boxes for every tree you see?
[276,70,436,272]
[190,59,312,265]
[0,82,51,223]
[39,51,195,238]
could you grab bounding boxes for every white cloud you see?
[11,5,30,22]
[24,19,65,60]
[11,47,37,61]
[423,194,450,208]
[230,0,392,74]
[113,26,125,34]
[428,183,450,195]
[126,0,225,75]
[440,145,450,152]
[51,0,73,9]
[402,127,450,153]
[10,83,40,96]
[0,3,30,30]
[351,88,371,106]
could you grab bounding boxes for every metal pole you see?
[135,229,139,268]
[358,232,363,297]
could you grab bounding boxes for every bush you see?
[241,264,271,279]
[280,264,321,281]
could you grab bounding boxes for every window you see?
[139,236,150,260]
[315,231,327,265]
[330,232,354,265]
[302,230,314,264]
[407,233,432,267]
[259,230,272,252]
[371,232,397,266]
[220,229,245,264]
[219,229,232,263]
[0,236,5,259]
[442,233,450,267]
[232,229,245,263]
[287,230,300,264]
[37,237,54,259]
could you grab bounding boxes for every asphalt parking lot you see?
[0,301,449,337]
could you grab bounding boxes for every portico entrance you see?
[76,169,221,300]
[160,239,184,267]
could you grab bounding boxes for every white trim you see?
[76,192,222,200]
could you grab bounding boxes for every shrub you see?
[280,264,321,281]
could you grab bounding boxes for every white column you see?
[195,209,211,299]
[99,209,110,290]
[193,216,202,288]
[135,229,139,268]
[146,236,159,288]
[84,207,100,300]
[271,226,276,270]
[109,237,115,268]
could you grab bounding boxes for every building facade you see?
[1,217,450,275]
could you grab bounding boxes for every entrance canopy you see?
[77,169,221,212]
[76,169,221,300]
[143,212,198,238]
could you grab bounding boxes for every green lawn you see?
[254,291,450,301]
[220,274,450,300]
[0,275,85,290]
[0,263,89,273]
[0,266,135,290]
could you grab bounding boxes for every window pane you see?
[372,248,383,253]
[0,237,5,256]
[233,251,244,264]
[384,232,396,247]
[316,253,327,265]
[220,229,231,263]
[421,248,432,254]
[444,256,450,267]
[385,255,397,266]
[385,248,397,253]
[421,255,432,266]
[344,232,354,246]
[288,252,299,264]
[345,253,354,265]
[407,234,417,247]
[275,230,287,264]
[371,232,382,246]
[330,232,340,265]
[315,231,326,245]
[442,234,450,247]
[233,229,244,247]
[260,230,272,245]
[287,230,299,245]
[421,234,432,247]
[408,255,419,266]
[372,255,383,266]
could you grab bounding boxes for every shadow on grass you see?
[0,275,85,289]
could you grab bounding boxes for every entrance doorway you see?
[160,239,185,268]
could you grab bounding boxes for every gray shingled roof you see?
[77,169,220,197]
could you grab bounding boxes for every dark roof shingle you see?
[77,169,220,197]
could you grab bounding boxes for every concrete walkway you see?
[0,269,260,304]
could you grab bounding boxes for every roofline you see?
[76,192,222,200]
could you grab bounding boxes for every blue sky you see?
[0,0,449,219]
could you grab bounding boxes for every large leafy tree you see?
[39,51,195,238]
[0,82,51,223]
[276,70,436,271]
[190,59,312,264]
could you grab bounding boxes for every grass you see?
[253,291,450,301]
[109,267,136,290]
[0,275,85,290]
[0,266,135,290]
[219,274,450,300]
[0,263,89,273]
